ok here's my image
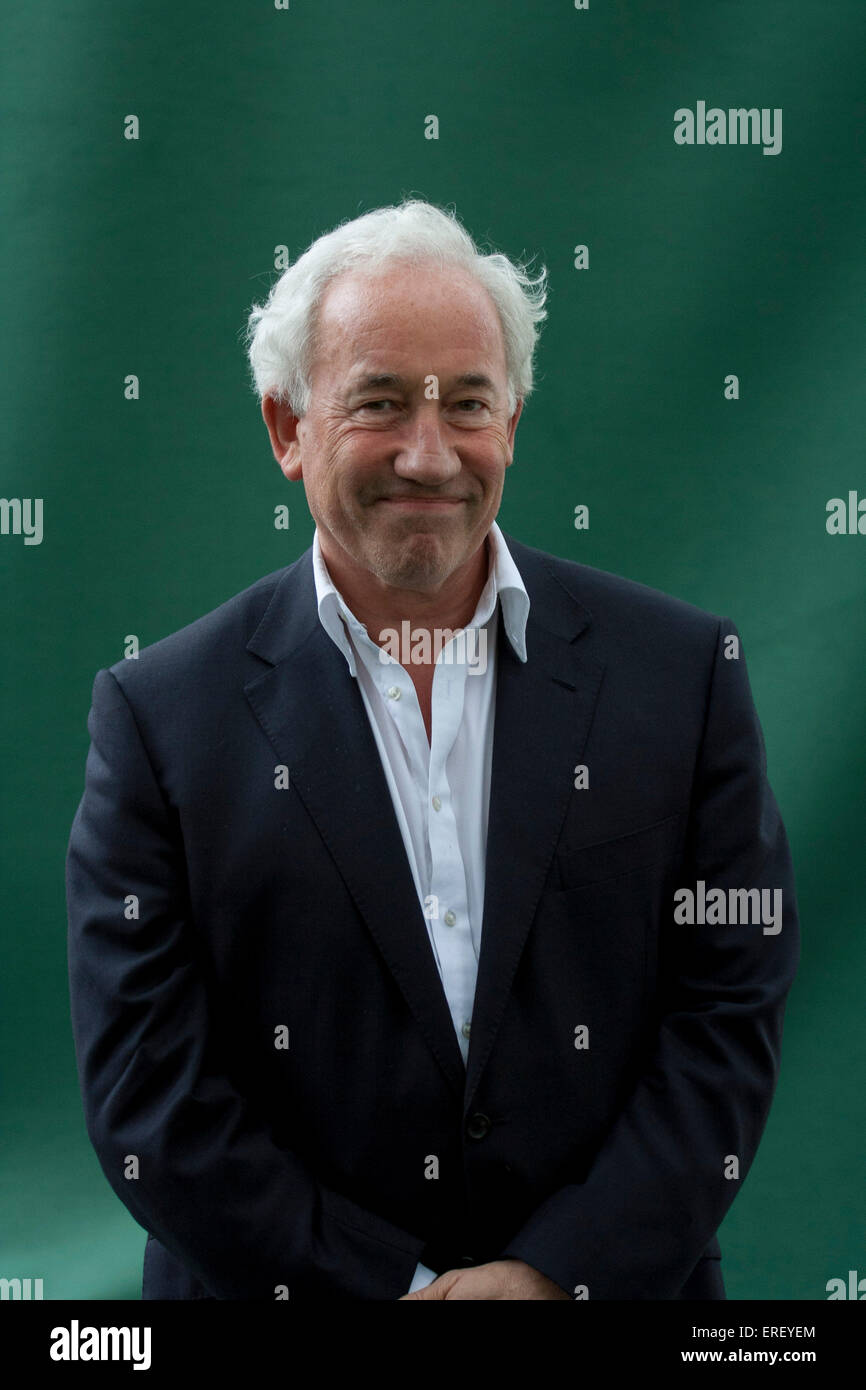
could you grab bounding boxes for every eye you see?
[358,399,397,412]
[454,400,487,412]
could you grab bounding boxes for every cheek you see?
[476,458,507,495]
[322,466,375,526]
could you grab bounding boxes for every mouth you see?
[377,497,465,510]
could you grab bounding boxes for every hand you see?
[398,1258,572,1300]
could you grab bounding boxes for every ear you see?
[262,395,303,481]
[504,397,524,465]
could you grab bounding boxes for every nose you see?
[392,407,462,488]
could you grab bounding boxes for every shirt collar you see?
[311,520,530,677]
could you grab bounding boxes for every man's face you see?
[262,262,523,597]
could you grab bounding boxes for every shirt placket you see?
[357,618,478,1065]
[426,654,476,1063]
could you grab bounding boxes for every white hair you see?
[242,199,548,417]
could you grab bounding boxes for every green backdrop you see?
[2,0,864,1300]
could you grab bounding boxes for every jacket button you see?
[460,1254,475,1266]
[466,1112,491,1140]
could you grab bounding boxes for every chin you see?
[377,539,456,590]
[382,557,450,591]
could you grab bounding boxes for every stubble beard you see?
[364,525,458,592]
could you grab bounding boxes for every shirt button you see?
[431,795,442,812]
[386,685,401,700]
[461,1019,471,1039]
[444,910,457,927]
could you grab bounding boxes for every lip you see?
[378,498,464,509]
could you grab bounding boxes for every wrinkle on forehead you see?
[309,264,507,382]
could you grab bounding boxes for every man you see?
[66,199,800,1301]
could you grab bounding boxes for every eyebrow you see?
[348,372,498,394]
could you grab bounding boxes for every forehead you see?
[312,262,506,370]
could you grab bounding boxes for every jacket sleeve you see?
[66,667,426,1300]
[498,617,801,1298]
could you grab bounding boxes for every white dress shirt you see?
[311,520,530,1293]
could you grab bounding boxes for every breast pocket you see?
[547,812,685,1023]
[552,810,684,894]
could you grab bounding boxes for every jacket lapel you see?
[463,536,605,1109]
[243,550,467,1100]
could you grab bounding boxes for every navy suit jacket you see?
[66,532,800,1300]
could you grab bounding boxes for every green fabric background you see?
[2,0,863,1299]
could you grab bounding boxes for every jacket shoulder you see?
[503,533,727,639]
